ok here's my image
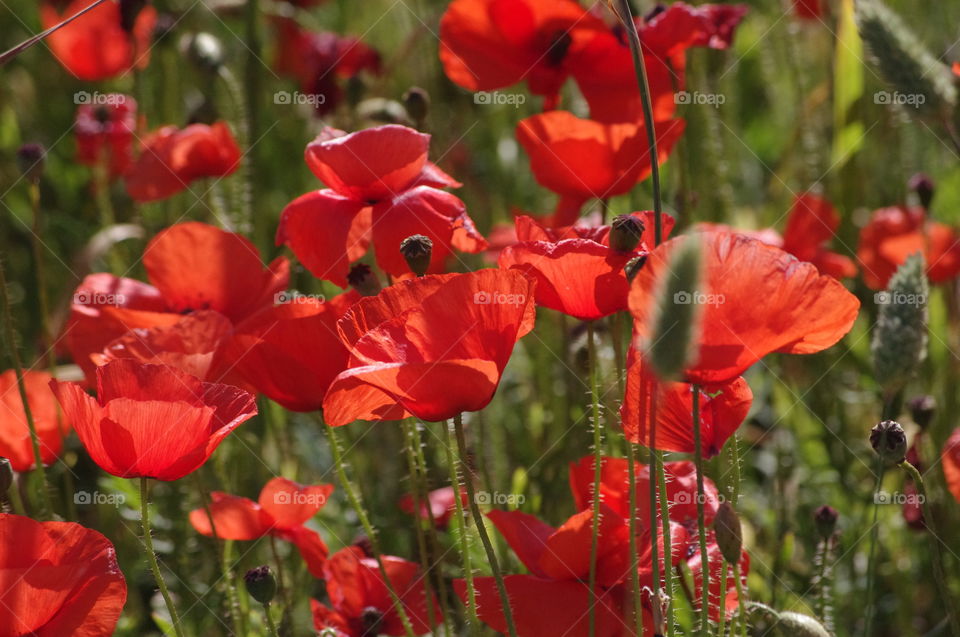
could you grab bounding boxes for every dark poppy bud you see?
[624,255,647,282]
[908,173,935,210]
[347,264,382,297]
[16,143,45,184]
[712,502,742,565]
[0,457,12,495]
[400,234,433,277]
[352,535,374,558]
[119,0,147,33]
[182,33,224,73]
[870,420,907,466]
[243,566,277,605]
[813,505,838,540]
[153,14,177,44]
[609,214,645,253]
[403,87,430,125]
[361,606,384,634]
[907,395,935,429]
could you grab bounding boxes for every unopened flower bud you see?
[775,612,831,637]
[712,502,742,564]
[812,505,838,540]
[908,173,935,210]
[361,607,384,635]
[347,264,382,297]
[16,143,45,184]
[182,33,224,73]
[403,87,430,125]
[870,420,907,466]
[609,214,645,253]
[352,535,374,558]
[400,234,433,277]
[243,566,277,605]
[0,457,13,495]
[907,395,935,429]
[624,255,647,282]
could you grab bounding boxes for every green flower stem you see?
[140,478,186,637]
[716,559,728,637]
[400,420,439,631]
[587,321,603,637]
[863,454,883,637]
[626,442,643,636]
[442,418,478,635]
[656,448,675,637]
[262,603,279,637]
[453,413,518,637]
[323,421,416,637]
[195,476,245,637]
[733,563,747,637]
[692,387,710,631]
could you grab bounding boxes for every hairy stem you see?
[140,478,186,637]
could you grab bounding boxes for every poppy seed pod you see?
[243,566,277,605]
[403,87,430,124]
[400,235,433,277]
[870,420,907,466]
[813,505,838,540]
[907,395,936,429]
[182,32,224,73]
[347,264,382,297]
[0,457,12,495]
[16,143,45,184]
[609,214,645,253]
[713,502,742,564]
[908,173,935,210]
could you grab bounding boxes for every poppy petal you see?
[188,493,270,540]
[258,478,334,529]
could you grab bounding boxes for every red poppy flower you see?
[620,349,752,457]
[222,290,360,412]
[781,193,857,279]
[688,543,750,622]
[570,3,748,123]
[398,486,466,529]
[793,0,823,19]
[323,269,536,425]
[943,428,960,504]
[41,0,156,80]
[0,370,70,472]
[516,111,685,220]
[439,0,607,109]
[273,20,381,115]
[50,359,257,481]
[64,222,289,384]
[276,125,486,286]
[856,205,960,290]
[0,513,127,636]
[498,212,668,320]
[75,94,137,179]
[124,122,242,203]
[189,478,333,577]
[312,546,440,636]
[629,231,860,384]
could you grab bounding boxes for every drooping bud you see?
[118,0,147,33]
[360,607,385,635]
[16,143,46,184]
[624,255,647,282]
[400,234,433,277]
[243,566,277,605]
[609,214,645,253]
[403,87,430,126]
[871,254,928,394]
[182,33,224,73]
[908,173,935,210]
[907,395,936,429]
[347,264,382,297]
[352,535,374,558]
[712,502,742,564]
[775,612,832,637]
[0,457,13,495]
[645,235,702,381]
[870,420,907,466]
[812,505,838,540]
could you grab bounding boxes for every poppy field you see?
[3,0,960,635]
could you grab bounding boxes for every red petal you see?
[943,429,960,503]
[277,525,330,578]
[486,509,555,578]
[538,505,631,586]
[188,493,271,540]
[258,478,334,529]
[781,193,841,262]
[0,370,69,473]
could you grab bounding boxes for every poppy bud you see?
[646,235,702,381]
[403,87,430,125]
[400,235,433,277]
[361,606,384,635]
[871,254,928,394]
[119,0,147,33]
[153,13,177,44]
[775,612,831,637]
[609,214,645,253]
[347,264,382,297]
[870,420,907,466]
[907,395,936,429]
[182,33,224,73]
[908,173,935,210]
[243,566,277,605]
[352,535,374,557]
[712,502,742,564]
[0,457,12,495]
[624,255,647,282]
[16,143,45,184]
[812,505,838,540]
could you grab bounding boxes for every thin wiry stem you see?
[692,387,710,631]
[587,322,603,637]
[443,419,478,635]
[140,478,186,637]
